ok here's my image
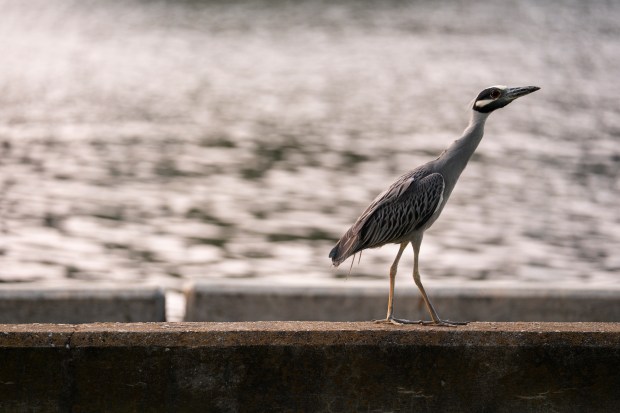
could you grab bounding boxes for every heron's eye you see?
[490,89,501,99]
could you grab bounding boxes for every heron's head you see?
[472,85,540,113]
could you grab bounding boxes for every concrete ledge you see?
[1,322,619,412]
[185,279,620,322]
[0,285,166,323]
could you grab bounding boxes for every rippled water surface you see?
[1,0,619,294]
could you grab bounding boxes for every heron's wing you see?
[352,170,422,234]
[356,172,445,249]
[329,170,444,266]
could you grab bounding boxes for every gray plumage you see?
[329,169,443,265]
[329,85,540,326]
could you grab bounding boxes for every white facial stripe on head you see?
[474,99,493,108]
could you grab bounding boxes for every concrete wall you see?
[185,279,620,322]
[1,321,619,412]
[0,286,165,323]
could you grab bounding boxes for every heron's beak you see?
[505,86,540,101]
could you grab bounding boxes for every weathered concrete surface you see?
[0,285,166,323]
[185,279,620,322]
[1,322,619,412]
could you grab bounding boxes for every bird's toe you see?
[373,317,423,325]
[421,319,468,327]
[391,317,423,325]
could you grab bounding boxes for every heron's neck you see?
[437,110,489,182]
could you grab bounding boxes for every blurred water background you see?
[1,0,619,316]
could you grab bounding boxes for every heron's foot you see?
[421,319,469,327]
[373,317,423,326]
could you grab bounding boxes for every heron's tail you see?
[328,228,359,267]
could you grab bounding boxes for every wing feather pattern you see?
[329,171,445,266]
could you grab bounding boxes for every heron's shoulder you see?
[396,162,441,185]
[373,164,441,203]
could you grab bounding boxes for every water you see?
[1,0,619,297]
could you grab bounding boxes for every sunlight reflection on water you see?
[0,0,619,292]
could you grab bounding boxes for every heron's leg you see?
[411,237,467,327]
[373,242,413,325]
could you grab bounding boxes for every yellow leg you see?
[412,237,467,327]
[373,242,409,325]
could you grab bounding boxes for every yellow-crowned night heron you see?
[329,85,540,326]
